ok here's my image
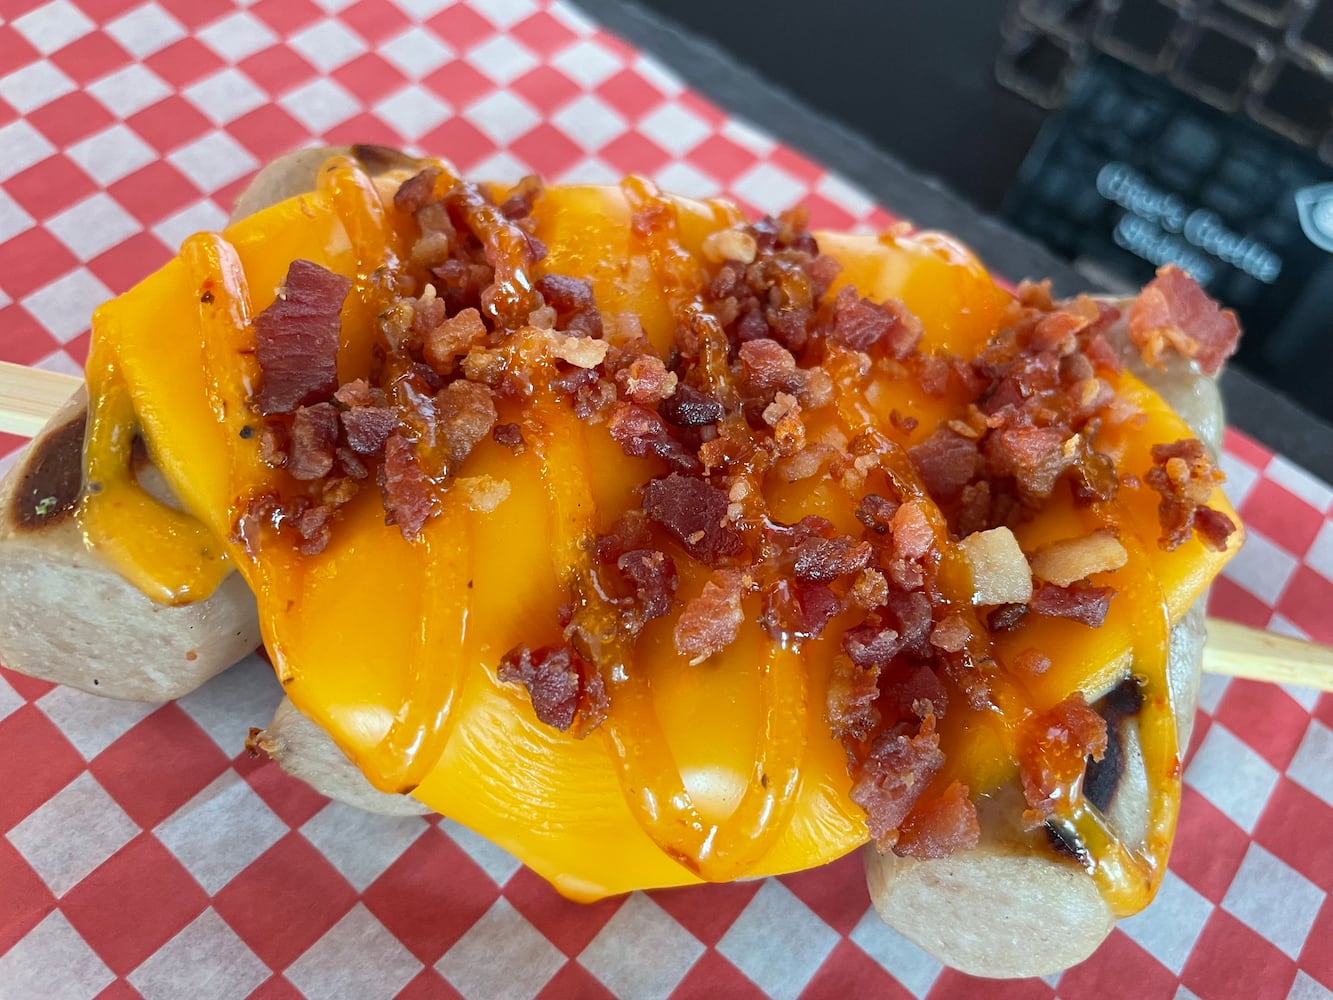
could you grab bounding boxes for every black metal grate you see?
[999,0,1333,165]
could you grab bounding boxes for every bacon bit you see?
[253,260,351,415]
[393,167,441,213]
[794,580,840,636]
[1013,648,1051,676]
[894,781,981,859]
[764,577,841,639]
[294,505,333,555]
[850,716,946,849]
[536,273,602,339]
[593,509,655,562]
[917,354,952,396]
[235,491,335,556]
[908,428,984,498]
[675,568,746,663]
[411,288,446,338]
[890,409,919,434]
[889,590,935,656]
[499,174,545,221]
[955,481,993,538]
[551,366,616,419]
[436,380,498,471]
[1016,278,1055,310]
[340,406,397,456]
[423,307,488,375]
[849,567,890,609]
[792,533,873,583]
[988,603,1027,632]
[1071,446,1119,505]
[1029,530,1129,587]
[433,259,495,316]
[1032,309,1088,354]
[334,380,398,456]
[776,439,838,483]
[616,548,679,628]
[855,494,900,533]
[1194,506,1238,551]
[830,287,922,359]
[930,613,972,653]
[659,384,724,427]
[287,402,339,481]
[535,273,595,314]
[549,332,609,368]
[321,476,358,507]
[808,253,842,294]
[607,402,703,474]
[1029,581,1116,627]
[1084,331,1123,375]
[498,643,608,734]
[381,432,434,540]
[842,617,903,667]
[235,492,278,555]
[985,425,1073,502]
[1018,694,1108,816]
[492,422,525,453]
[890,501,934,561]
[593,514,680,632]
[1128,265,1241,375]
[1145,438,1236,551]
[642,473,746,564]
[882,663,949,723]
[762,389,804,439]
[258,421,288,468]
[827,658,883,742]
[614,352,677,406]
[528,305,557,329]
[739,338,803,395]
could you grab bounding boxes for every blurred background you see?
[626,0,1333,425]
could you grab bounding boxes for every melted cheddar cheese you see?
[80,157,1241,907]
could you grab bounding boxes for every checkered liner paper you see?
[0,0,1331,997]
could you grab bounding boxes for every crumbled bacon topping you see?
[1129,265,1241,375]
[498,643,609,734]
[894,780,981,859]
[1145,438,1237,551]
[1029,581,1116,627]
[642,473,745,565]
[908,429,985,499]
[380,432,434,540]
[675,568,746,663]
[831,286,922,358]
[1018,694,1108,819]
[849,716,946,849]
[590,511,679,636]
[659,384,724,427]
[253,260,351,415]
[607,403,703,474]
[232,173,1241,863]
[287,403,339,481]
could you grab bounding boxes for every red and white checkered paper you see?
[0,1,1330,997]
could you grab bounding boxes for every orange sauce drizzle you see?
[318,158,474,793]
[584,175,811,879]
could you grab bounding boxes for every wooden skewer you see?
[1203,618,1333,692]
[1,358,1331,691]
[0,361,81,437]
